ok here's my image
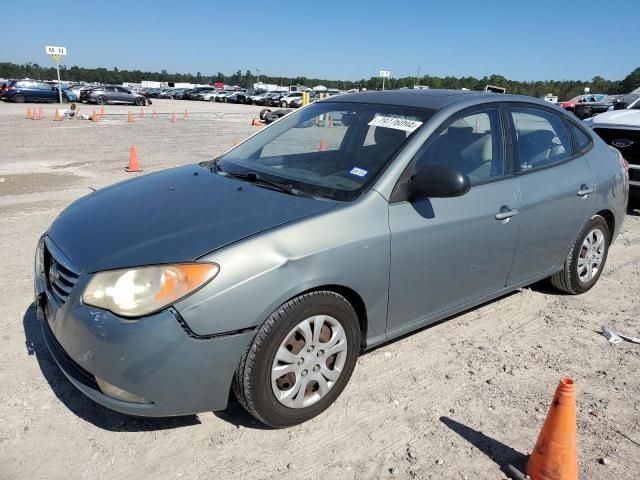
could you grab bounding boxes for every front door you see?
[387,106,520,333]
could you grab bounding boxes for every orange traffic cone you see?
[26,107,33,119]
[125,145,142,172]
[171,112,177,123]
[38,106,44,119]
[526,378,578,480]
[184,109,189,120]
[327,115,333,128]
[319,139,327,152]
[127,111,134,123]
[99,106,105,118]
[54,110,62,122]
[251,118,263,126]
[32,108,40,120]
[139,108,145,119]
[91,111,98,122]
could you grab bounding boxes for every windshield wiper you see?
[221,170,311,197]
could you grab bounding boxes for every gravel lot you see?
[1,99,639,479]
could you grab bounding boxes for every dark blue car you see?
[0,80,76,103]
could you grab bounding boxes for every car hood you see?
[591,110,640,128]
[48,164,338,273]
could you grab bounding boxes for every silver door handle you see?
[577,185,594,196]
[495,208,519,220]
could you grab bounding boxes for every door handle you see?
[577,185,594,196]
[495,207,519,221]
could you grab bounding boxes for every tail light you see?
[7,86,15,91]
[622,157,630,173]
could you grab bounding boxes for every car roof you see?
[325,88,560,111]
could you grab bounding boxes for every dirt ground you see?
[1,99,639,480]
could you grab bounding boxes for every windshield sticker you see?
[368,115,423,133]
[349,167,368,177]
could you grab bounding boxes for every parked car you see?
[574,95,624,119]
[225,91,247,104]
[611,93,640,111]
[183,87,216,100]
[81,85,148,105]
[35,90,627,428]
[585,109,639,198]
[279,91,304,107]
[158,88,186,99]
[248,91,270,105]
[559,94,606,113]
[236,90,258,104]
[0,80,76,103]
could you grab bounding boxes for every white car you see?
[201,90,225,102]
[586,109,640,196]
[278,91,304,107]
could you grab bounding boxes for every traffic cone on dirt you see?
[171,112,177,123]
[526,378,578,480]
[26,107,33,119]
[54,110,62,122]
[327,115,333,128]
[127,111,134,123]
[91,111,98,122]
[32,108,40,120]
[38,106,44,119]
[139,108,145,119]
[319,139,327,152]
[251,118,262,126]
[125,145,142,172]
[99,106,105,118]
[184,109,189,120]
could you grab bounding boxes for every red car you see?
[560,94,606,112]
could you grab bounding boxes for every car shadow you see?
[439,416,528,477]
[23,303,201,432]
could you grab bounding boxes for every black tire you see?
[61,96,69,104]
[280,101,287,108]
[233,291,360,428]
[13,94,26,103]
[135,97,145,106]
[259,108,272,121]
[96,96,107,105]
[551,215,610,294]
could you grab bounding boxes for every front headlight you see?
[83,263,219,318]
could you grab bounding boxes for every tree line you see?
[1,62,638,100]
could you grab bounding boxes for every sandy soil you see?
[1,99,639,480]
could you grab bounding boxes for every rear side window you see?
[568,122,592,153]
[510,107,572,172]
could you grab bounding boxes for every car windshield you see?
[217,101,435,201]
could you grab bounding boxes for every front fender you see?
[174,191,391,346]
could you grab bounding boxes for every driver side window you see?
[414,108,505,185]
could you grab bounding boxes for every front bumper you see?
[35,238,255,417]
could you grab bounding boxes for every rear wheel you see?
[551,216,610,294]
[13,94,26,103]
[233,291,360,428]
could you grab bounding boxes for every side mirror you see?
[409,164,471,201]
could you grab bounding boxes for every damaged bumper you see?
[34,236,254,417]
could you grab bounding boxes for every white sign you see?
[368,115,423,133]
[45,45,67,56]
[379,70,390,78]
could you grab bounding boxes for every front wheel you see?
[233,291,360,428]
[96,96,107,105]
[135,97,145,106]
[551,215,610,294]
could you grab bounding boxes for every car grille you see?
[44,241,79,305]
[593,128,640,166]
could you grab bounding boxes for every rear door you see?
[387,105,521,333]
[506,104,595,286]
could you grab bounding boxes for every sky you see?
[2,0,639,82]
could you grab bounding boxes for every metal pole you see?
[56,62,62,103]
[382,76,385,91]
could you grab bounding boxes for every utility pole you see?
[416,66,421,88]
